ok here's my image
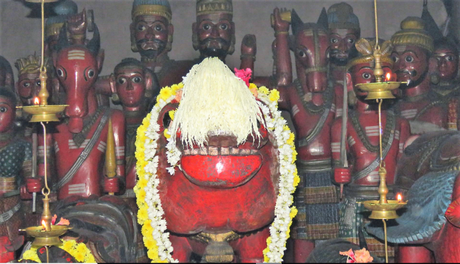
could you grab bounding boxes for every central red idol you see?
[135,57,298,263]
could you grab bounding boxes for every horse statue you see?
[134,57,298,263]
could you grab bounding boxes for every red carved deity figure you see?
[0,88,32,262]
[332,39,410,259]
[130,0,194,88]
[327,2,361,118]
[47,25,125,200]
[110,58,158,200]
[272,8,338,262]
[428,38,460,130]
[391,17,445,134]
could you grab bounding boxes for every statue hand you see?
[26,178,42,193]
[67,9,87,36]
[241,34,256,56]
[334,167,351,184]
[271,7,290,32]
[104,177,119,193]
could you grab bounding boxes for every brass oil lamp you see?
[18,0,69,262]
[356,0,407,262]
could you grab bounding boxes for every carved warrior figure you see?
[49,25,125,200]
[130,0,194,88]
[332,39,410,259]
[0,88,32,263]
[391,17,445,134]
[327,2,361,118]
[272,8,338,262]
[15,54,58,107]
[110,58,158,199]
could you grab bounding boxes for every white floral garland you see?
[134,83,299,263]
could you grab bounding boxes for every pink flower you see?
[234,68,252,87]
[339,248,373,263]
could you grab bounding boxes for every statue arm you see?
[398,117,411,159]
[271,8,292,87]
[331,117,351,184]
[112,110,126,181]
[239,34,256,76]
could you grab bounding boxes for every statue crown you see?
[391,17,434,53]
[196,0,233,16]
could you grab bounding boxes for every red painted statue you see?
[134,58,297,262]
[272,8,339,262]
[326,2,361,118]
[332,38,410,259]
[391,17,445,134]
[0,88,32,263]
[48,25,125,199]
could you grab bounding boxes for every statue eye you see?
[447,55,454,61]
[35,80,41,87]
[117,78,126,84]
[0,107,8,113]
[155,25,163,32]
[87,69,95,78]
[347,38,355,44]
[57,69,64,77]
[330,38,338,44]
[391,55,399,63]
[297,49,306,58]
[137,24,146,31]
[362,72,372,79]
[203,24,211,30]
[133,77,142,83]
[23,82,30,88]
[220,24,228,30]
[405,56,414,62]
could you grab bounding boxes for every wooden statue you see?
[0,56,14,91]
[326,2,361,118]
[391,17,445,134]
[130,0,194,88]
[331,38,410,259]
[134,57,297,262]
[0,88,32,262]
[272,8,338,262]
[48,24,125,199]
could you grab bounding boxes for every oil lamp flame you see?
[397,193,403,202]
[34,97,40,105]
[385,72,391,82]
[41,220,47,230]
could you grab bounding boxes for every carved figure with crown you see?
[0,88,32,263]
[271,8,339,262]
[331,38,410,260]
[391,17,447,135]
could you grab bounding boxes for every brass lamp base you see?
[20,105,67,123]
[363,199,407,220]
[355,81,403,100]
[21,225,70,247]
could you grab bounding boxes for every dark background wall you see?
[0,0,447,79]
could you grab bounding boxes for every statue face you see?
[350,61,394,100]
[17,72,44,106]
[328,28,360,66]
[392,44,429,87]
[431,47,458,81]
[115,66,146,108]
[295,28,329,92]
[194,13,234,58]
[132,15,170,58]
[0,95,15,133]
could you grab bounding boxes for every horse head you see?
[53,24,103,133]
[291,9,330,93]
